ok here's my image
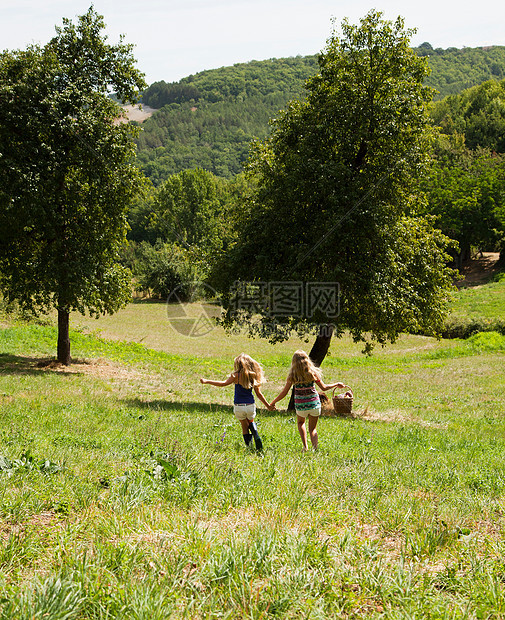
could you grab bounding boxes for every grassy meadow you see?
[1,275,505,618]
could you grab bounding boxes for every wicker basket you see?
[332,386,354,417]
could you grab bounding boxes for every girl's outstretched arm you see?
[200,374,235,387]
[269,379,293,409]
[315,379,345,391]
[253,385,273,410]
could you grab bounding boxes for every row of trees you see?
[136,58,320,182]
[0,8,502,365]
[135,97,280,182]
[419,43,505,96]
[141,56,319,107]
[125,168,241,298]
[423,79,505,266]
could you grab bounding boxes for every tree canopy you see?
[421,136,505,265]
[0,7,146,363]
[150,168,234,255]
[421,80,505,263]
[430,78,505,152]
[213,10,455,353]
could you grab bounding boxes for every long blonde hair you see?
[234,353,265,389]
[287,350,322,384]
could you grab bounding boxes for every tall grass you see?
[1,300,505,618]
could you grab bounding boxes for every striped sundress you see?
[294,382,320,411]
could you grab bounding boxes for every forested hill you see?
[136,45,505,183]
[135,56,319,183]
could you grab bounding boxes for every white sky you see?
[1,0,505,85]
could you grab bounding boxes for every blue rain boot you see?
[248,421,263,451]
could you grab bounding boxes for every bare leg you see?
[308,415,319,451]
[240,418,252,446]
[239,419,250,434]
[297,415,309,452]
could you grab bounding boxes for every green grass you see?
[449,272,505,322]
[1,291,505,618]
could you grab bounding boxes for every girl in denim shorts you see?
[200,353,271,451]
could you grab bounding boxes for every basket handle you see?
[332,385,353,397]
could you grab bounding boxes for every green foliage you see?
[216,11,455,348]
[141,56,319,107]
[0,8,146,322]
[124,169,246,299]
[136,94,302,182]
[149,168,234,255]
[0,451,63,477]
[142,81,202,107]
[465,330,505,351]
[126,182,158,244]
[424,80,505,261]
[131,241,204,300]
[418,45,505,99]
[431,78,505,151]
[442,316,505,339]
[422,136,505,258]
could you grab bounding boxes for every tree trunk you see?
[499,242,505,266]
[455,241,472,273]
[308,323,335,366]
[287,324,334,411]
[57,309,71,365]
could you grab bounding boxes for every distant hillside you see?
[135,56,318,183]
[418,43,505,97]
[135,46,505,183]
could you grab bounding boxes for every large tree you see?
[0,8,146,364]
[215,10,455,362]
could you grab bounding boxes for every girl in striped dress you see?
[269,350,344,452]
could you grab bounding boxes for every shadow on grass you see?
[130,298,166,305]
[123,397,294,418]
[123,397,234,414]
[0,353,83,376]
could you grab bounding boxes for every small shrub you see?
[441,316,505,339]
[466,331,505,352]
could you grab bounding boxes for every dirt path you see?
[456,252,501,288]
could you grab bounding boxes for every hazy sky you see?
[1,0,505,85]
